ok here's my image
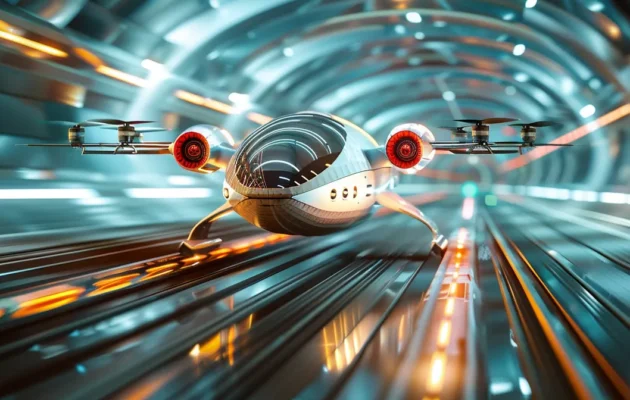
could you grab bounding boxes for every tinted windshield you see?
[235,113,346,189]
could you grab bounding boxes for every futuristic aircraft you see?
[21,112,570,256]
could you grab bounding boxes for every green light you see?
[485,194,498,206]
[462,181,478,198]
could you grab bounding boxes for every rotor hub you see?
[68,127,85,146]
[471,125,489,142]
[521,127,537,143]
[117,126,142,143]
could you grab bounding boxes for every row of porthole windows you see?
[330,186,358,200]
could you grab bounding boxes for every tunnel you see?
[0,0,629,398]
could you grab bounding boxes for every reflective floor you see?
[0,194,628,399]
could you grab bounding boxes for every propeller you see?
[101,127,167,133]
[88,119,154,126]
[48,121,104,128]
[509,121,562,128]
[455,118,518,125]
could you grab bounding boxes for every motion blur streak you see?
[95,65,147,87]
[0,189,98,199]
[0,29,67,57]
[124,188,213,199]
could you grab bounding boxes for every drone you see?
[44,119,172,154]
[21,112,571,256]
[434,118,570,155]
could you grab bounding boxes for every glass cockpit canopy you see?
[235,113,347,189]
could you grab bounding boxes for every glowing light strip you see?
[502,103,630,172]
[0,189,97,199]
[175,90,235,114]
[253,160,300,172]
[124,188,212,198]
[0,29,68,57]
[96,65,147,87]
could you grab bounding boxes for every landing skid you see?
[180,202,233,256]
[179,238,223,256]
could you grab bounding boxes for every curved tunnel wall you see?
[0,0,629,234]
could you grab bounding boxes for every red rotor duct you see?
[386,130,423,169]
[172,131,210,170]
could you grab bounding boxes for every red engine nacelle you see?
[171,131,211,171]
[385,124,435,171]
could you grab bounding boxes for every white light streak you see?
[0,189,98,200]
[141,59,166,72]
[167,176,196,186]
[125,188,212,198]
[600,192,627,204]
[228,92,250,105]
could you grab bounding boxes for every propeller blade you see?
[454,119,482,124]
[89,119,126,125]
[126,120,155,125]
[99,127,166,132]
[455,118,517,125]
[482,117,518,124]
[48,121,104,127]
[88,119,155,125]
[510,120,561,128]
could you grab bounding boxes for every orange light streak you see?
[175,90,237,115]
[0,29,68,57]
[74,48,104,67]
[445,298,455,317]
[437,321,452,348]
[13,287,85,318]
[426,352,447,394]
[96,65,147,87]
[247,111,273,125]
